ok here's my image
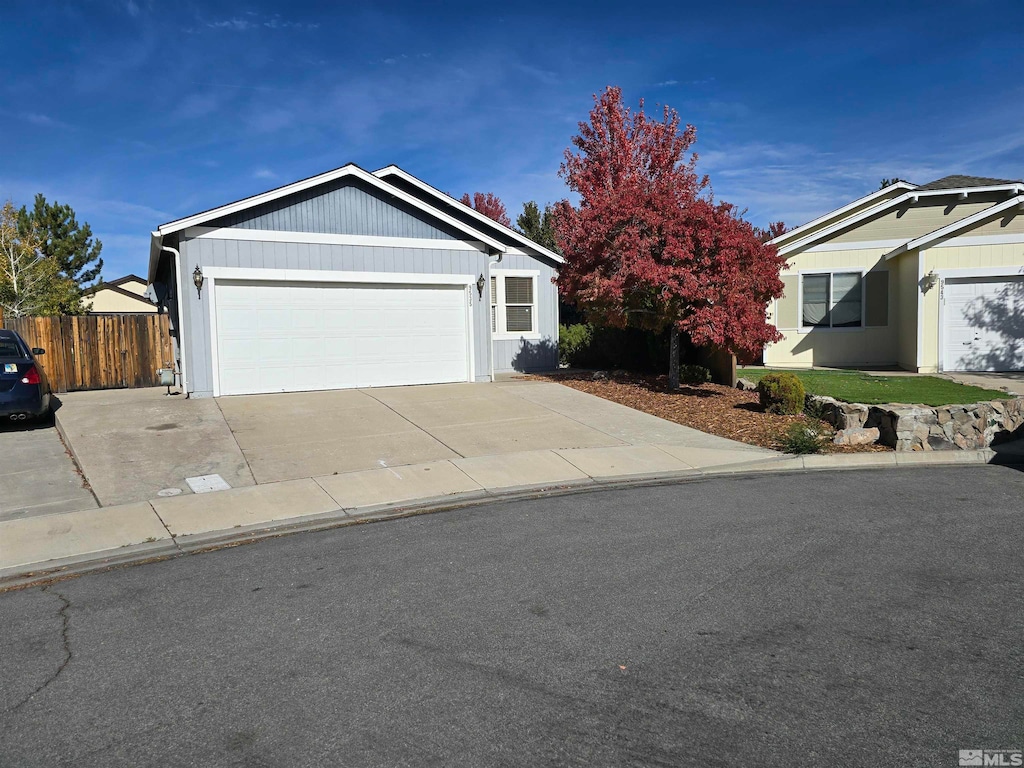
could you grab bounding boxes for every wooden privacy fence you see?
[0,314,174,393]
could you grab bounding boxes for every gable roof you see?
[373,165,564,264]
[83,281,156,305]
[768,181,917,247]
[773,177,1024,256]
[106,274,146,287]
[154,163,508,254]
[917,175,1021,190]
[884,194,1024,260]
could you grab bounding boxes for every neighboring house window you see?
[802,272,862,328]
[491,270,540,338]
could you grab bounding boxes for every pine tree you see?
[18,194,102,313]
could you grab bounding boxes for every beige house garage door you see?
[942,276,1024,371]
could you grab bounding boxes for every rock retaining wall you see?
[807,394,1024,451]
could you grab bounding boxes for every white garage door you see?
[214,280,470,396]
[943,276,1024,372]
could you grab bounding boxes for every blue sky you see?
[4,0,1023,279]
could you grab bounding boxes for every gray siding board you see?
[209,179,463,240]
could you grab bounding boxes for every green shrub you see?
[757,372,806,415]
[778,421,828,454]
[678,364,711,385]
[558,323,593,367]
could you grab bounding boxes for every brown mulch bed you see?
[533,371,891,453]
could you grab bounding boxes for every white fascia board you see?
[775,182,1024,256]
[769,182,917,246]
[157,164,507,255]
[373,165,566,264]
[884,195,1024,260]
[184,226,487,252]
[201,266,475,285]
[777,193,916,256]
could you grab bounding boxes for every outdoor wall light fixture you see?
[476,273,486,298]
[193,265,205,298]
[922,270,939,292]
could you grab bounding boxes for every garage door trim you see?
[204,267,476,397]
[938,265,1024,373]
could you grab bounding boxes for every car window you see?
[0,340,23,358]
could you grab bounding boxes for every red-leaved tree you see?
[554,86,787,388]
[460,192,511,227]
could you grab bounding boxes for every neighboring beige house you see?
[82,274,157,314]
[766,175,1024,373]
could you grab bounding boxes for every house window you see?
[491,270,539,338]
[802,272,862,328]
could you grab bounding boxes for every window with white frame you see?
[491,270,539,337]
[802,271,862,328]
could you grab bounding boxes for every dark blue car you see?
[0,329,52,423]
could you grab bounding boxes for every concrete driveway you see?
[0,416,97,522]
[54,381,770,505]
[217,380,766,484]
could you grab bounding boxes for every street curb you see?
[2,448,1021,591]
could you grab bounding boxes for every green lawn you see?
[737,367,1010,407]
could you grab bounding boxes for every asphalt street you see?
[2,465,1023,767]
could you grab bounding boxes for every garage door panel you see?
[944,277,1024,372]
[214,279,470,396]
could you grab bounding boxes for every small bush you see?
[757,372,806,415]
[778,421,828,454]
[558,323,593,367]
[678,364,712,385]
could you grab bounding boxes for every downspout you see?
[487,248,503,382]
[161,245,189,397]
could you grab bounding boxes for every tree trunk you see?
[668,324,680,390]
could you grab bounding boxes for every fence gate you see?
[0,314,173,393]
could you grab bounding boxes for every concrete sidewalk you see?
[3,438,1022,585]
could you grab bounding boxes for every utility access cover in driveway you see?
[0,424,96,521]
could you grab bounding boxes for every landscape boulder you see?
[833,427,880,447]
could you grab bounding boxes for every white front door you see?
[943,276,1024,371]
[214,279,471,396]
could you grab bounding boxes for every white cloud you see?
[252,168,277,180]
[654,79,679,87]
[124,0,140,17]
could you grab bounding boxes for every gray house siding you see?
[382,176,524,248]
[208,178,463,240]
[490,252,559,373]
[178,236,497,397]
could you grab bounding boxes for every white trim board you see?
[200,266,475,286]
[373,165,565,264]
[934,265,1024,280]
[183,226,487,253]
[769,182,916,247]
[157,163,508,254]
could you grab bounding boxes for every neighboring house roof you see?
[916,175,1021,190]
[372,165,565,264]
[772,176,1024,256]
[83,280,158,311]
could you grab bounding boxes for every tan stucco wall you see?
[84,287,157,313]
[919,241,1024,372]
[764,247,900,368]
